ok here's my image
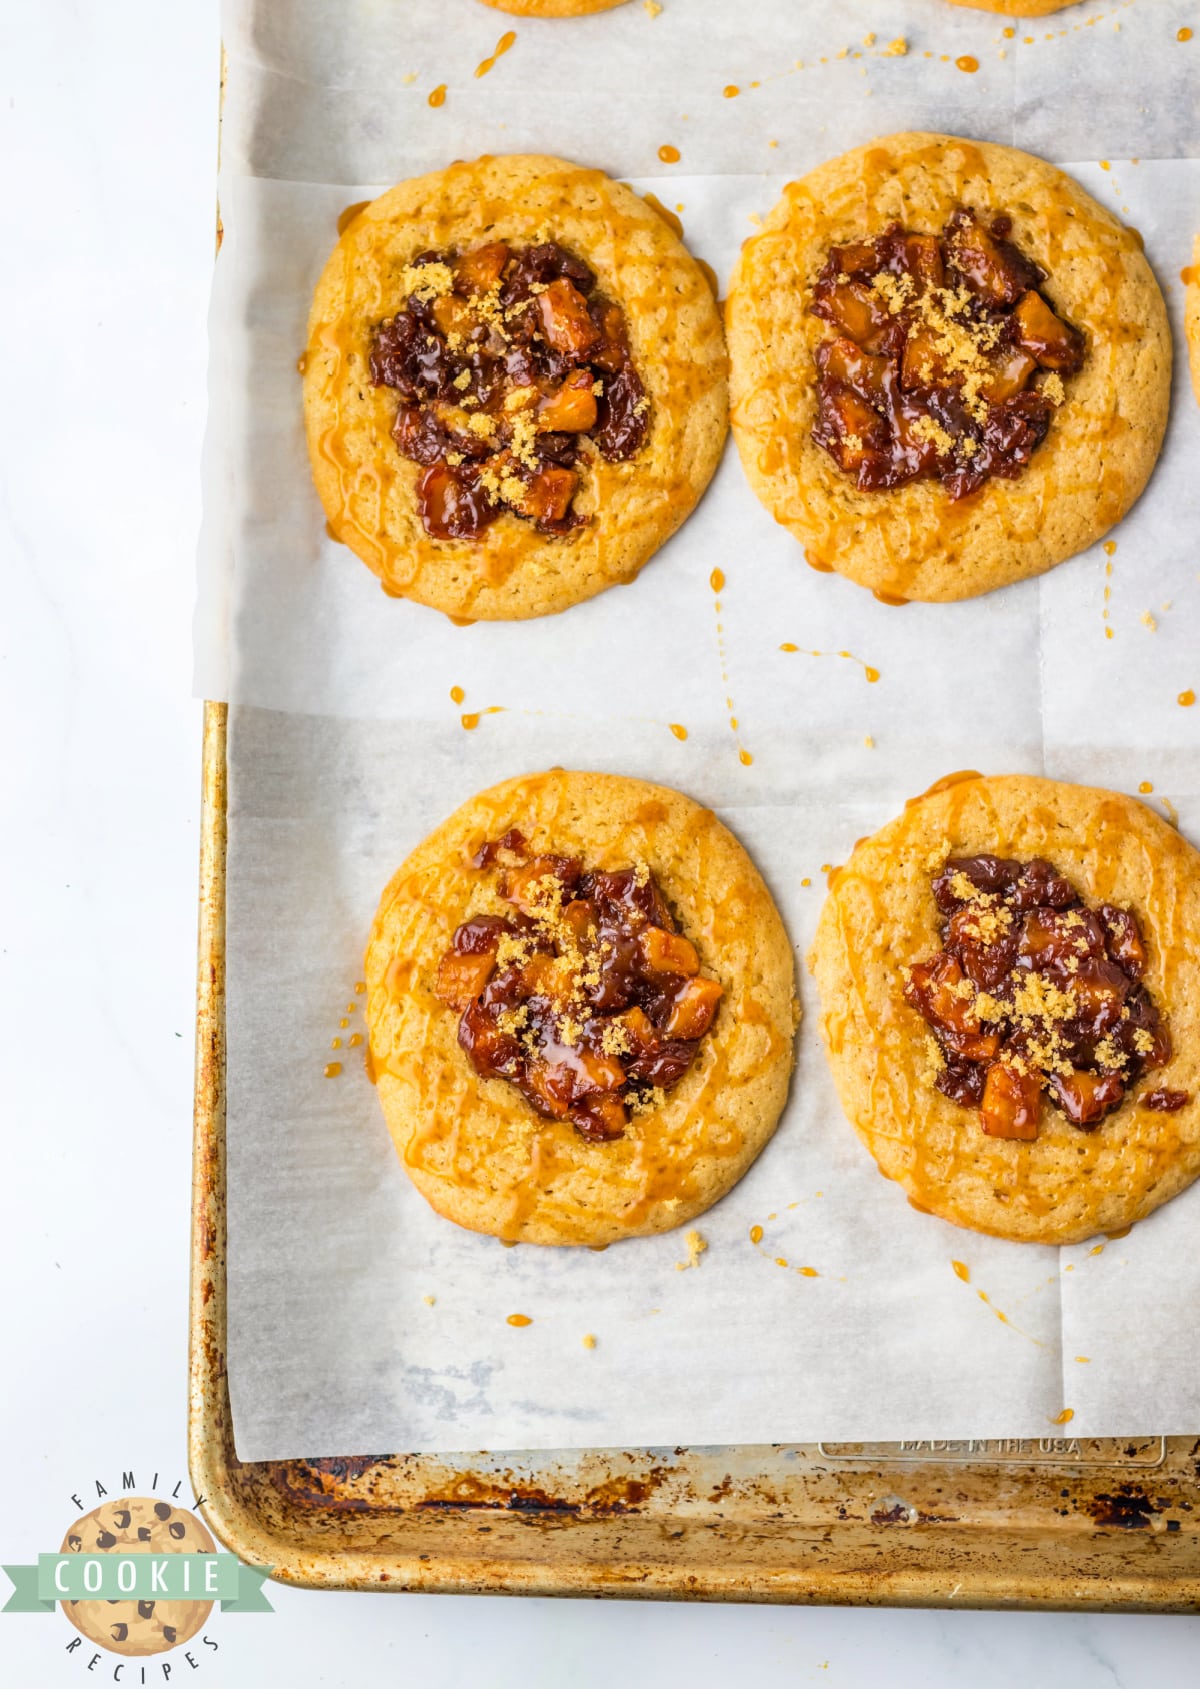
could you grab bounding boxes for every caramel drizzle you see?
[306,159,724,613]
[366,777,791,1238]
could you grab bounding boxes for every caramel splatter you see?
[669,723,688,741]
[1050,1408,1075,1426]
[779,644,879,683]
[956,55,979,73]
[428,84,447,107]
[324,1062,342,1078]
[450,685,465,705]
[708,570,752,766]
[506,1313,532,1328]
[461,706,506,730]
[1178,689,1195,708]
[657,143,681,164]
[951,1260,970,1283]
[475,31,516,78]
[582,1333,597,1349]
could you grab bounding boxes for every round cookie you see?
[304,154,727,621]
[726,132,1171,603]
[1186,233,1200,408]
[478,0,628,14]
[810,774,1200,1244]
[61,1497,214,1657]
[945,1,1078,14]
[365,770,798,1245]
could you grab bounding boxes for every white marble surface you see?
[1,1,1197,1683]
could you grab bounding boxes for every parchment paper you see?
[197,0,1200,1461]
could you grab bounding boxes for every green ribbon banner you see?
[2,1554,273,1613]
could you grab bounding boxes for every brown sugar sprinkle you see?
[369,240,650,541]
[810,210,1083,500]
[432,828,724,1143]
[506,1313,533,1327]
[905,854,1182,1139]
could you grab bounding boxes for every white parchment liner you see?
[197,0,1200,1460]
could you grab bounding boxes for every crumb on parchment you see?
[675,1229,708,1271]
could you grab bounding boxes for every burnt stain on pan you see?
[1087,1485,1160,1529]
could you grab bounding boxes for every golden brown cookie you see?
[726,133,1171,603]
[304,155,727,621]
[945,1,1077,14]
[478,0,629,14]
[810,774,1200,1244]
[1186,234,1200,407]
[61,1498,215,1657]
[365,771,797,1245]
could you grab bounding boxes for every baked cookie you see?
[365,771,797,1245]
[61,1498,215,1657]
[478,0,629,14]
[810,774,1200,1245]
[945,1,1078,14]
[726,133,1170,603]
[1186,234,1200,407]
[304,155,727,620]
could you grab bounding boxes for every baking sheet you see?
[196,0,1200,1462]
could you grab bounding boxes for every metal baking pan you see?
[189,700,1200,1609]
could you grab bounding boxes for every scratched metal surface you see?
[189,702,1200,1608]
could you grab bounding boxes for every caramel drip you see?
[306,159,724,611]
[656,145,681,166]
[336,200,371,237]
[905,769,984,808]
[367,777,792,1239]
[642,192,682,239]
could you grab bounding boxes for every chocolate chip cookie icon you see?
[60,1496,215,1657]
